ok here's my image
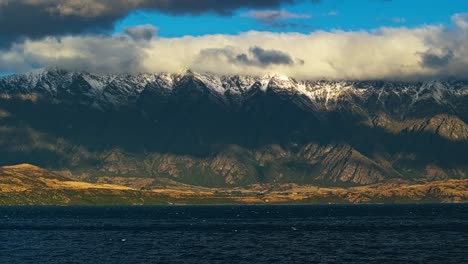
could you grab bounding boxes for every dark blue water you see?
[0,205,467,264]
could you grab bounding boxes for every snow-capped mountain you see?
[0,69,467,188]
[1,68,466,112]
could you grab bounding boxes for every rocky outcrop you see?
[373,114,468,141]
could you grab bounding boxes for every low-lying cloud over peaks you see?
[1,13,467,80]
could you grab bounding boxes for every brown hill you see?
[0,164,466,205]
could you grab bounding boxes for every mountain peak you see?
[176,67,194,76]
[1,69,467,111]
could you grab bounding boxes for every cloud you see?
[419,49,454,69]
[241,10,311,22]
[391,17,406,23]
[0,35,143,73]
[0,0,311,17]
[196,46,297,67]
[39,0,312,17]
[1,13,468,80]
[323,11,338,16]
[249,46,295,65]
[453,13,468,29]
[124,24,158,40]
[0,1,116,47]
[0,0,314,46]
[376,16,407,24]
[241,10,312,29]
[267,22,314,30]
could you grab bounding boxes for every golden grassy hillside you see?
[0,164,467,205]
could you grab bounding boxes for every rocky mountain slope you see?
[0,69,467,188]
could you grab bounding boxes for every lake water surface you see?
[0,204,467,263]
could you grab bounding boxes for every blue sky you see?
[115,0,468,37]
[0,0,467,79]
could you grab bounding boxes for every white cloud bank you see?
[1,13,467,80]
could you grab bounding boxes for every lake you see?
[0,204,467,263]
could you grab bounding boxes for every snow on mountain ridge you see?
[0,69,466,109]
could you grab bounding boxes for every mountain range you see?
[0,68,467,190]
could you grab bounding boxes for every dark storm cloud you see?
[198,46,299,67]
[140,0,319,15]
[0,1,116,47]
[419,50,454,69]
[0,0,317,47]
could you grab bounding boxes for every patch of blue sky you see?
[114,0,468,37]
